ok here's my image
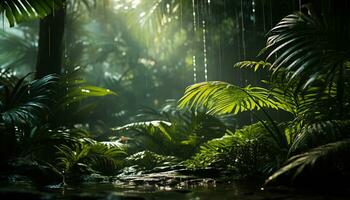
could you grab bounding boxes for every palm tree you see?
[36,0,66,78]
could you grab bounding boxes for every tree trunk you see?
[35,4,66,79]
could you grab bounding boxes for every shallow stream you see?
[1,180,348,200]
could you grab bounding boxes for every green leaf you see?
[0,0,64,27]
[266,139,350,185]
[178,81,281,115]
[64,85,116,104]
[234,61,272,72]
[112,120,172,141]
[265,12,350,92]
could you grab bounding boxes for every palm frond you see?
[266,139,350,186]
[234,60,339,120]
[234,61,272,72]
[0,0,64,26]
[271,85,337,119]
[178,81,281,115]
[59,68,117,106]
[289,120,350,155]
[178,81,291,148]
[259,66,342,122]
[265,12,350,90]
[0,74,58,127]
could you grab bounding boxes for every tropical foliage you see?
[263,12,350,91]
[178,4,350,187]
[178,80,289,149]
[0,68,121,184]
[0,73,58,128]
[1,0,349,192]
[112,102,230,159]
[180,56,350,183]
[185,122,283,176]
[177,7,350,185]
[0,0,64,26]
[261,8,350,186]
[55,141,126,177]
[266,139,350,188]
